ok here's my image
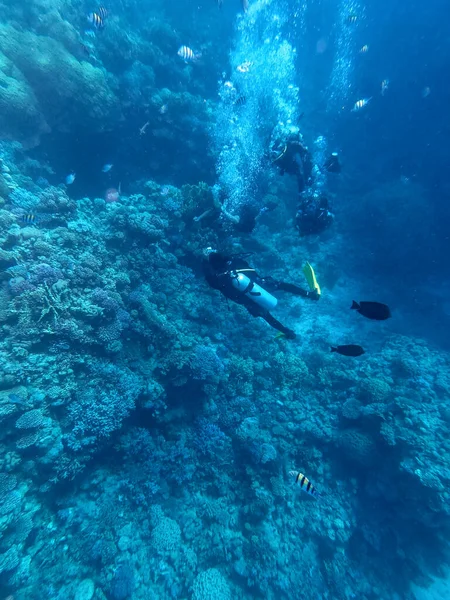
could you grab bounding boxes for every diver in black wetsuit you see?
[271,129,335,236]
[203,251,319,339]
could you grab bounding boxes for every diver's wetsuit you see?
[296,195,334,236]
[272,133,313,194]
[204,252,318,339]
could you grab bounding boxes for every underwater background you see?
[0,0,449,598]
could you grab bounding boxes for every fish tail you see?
[351,301,360,310]
[330,347,337,353]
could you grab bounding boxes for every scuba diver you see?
[193,186,278,234]
[296,192,334,237]
[271,128,313,194]
[270,127,338,236]
[203,250,320,339]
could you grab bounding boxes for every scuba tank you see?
[231,271,278,311]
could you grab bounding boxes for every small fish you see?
[177,46,201,63]
[352,98,371,111]
[102,163,113,173]
[347,14,358,24]
[242,0,249,12]
[234,95,246,107]
[331,344,365,357]
[84,29,96,38]
[20,214,38,224]
[381,79,389,96]
[218,0,223,7]
[139,121,150,136]
[359,44,369,53]
[289,471,321,499]
[422,86,431,98]
[159,104,168,115]
[97,6,108,20]
[351,300,391,321]
[87,12,104,29]
[160,185,170,196]
[65,172,76,185]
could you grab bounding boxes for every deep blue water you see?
[0,0,449,599]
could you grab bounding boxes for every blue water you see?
[0,0,448,598]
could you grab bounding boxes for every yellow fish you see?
[289,471,321,498]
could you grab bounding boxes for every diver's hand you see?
[307,289,320,301]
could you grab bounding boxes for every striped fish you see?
[87,12,104,28]
[289,470,321,498]
[21,214,37,224]
[177,45,199,63]
[351,97,371,112]
[359,44,369,54]
[98,6,108,20]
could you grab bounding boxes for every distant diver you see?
[271,128,335,236]
[203,250,320,339]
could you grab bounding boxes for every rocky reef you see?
[0,145,447,599]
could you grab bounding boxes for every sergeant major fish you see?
[177,46,201,63]
[352,98,371,111]
[87,12,105,28]
[289,471,322,499]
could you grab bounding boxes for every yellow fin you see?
[274,332,286,340]
[303,262,321,296]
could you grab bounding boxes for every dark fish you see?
[218,0,223,7]
[234,95,246,107]
[351,300,391,321]
[331,344,365,357]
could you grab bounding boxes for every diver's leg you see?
[262,312,296,339]
[275,281,309,297]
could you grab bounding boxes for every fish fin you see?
[274,332,286,340]
[351,301,360,310]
